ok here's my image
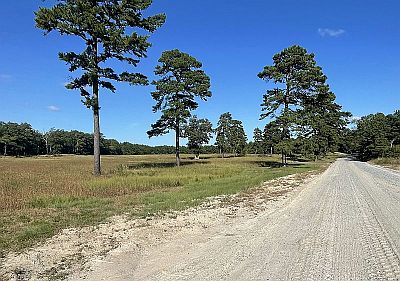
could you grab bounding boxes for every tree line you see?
[0,122,197,156]
[339,111,400,160]
[0,114,248,157]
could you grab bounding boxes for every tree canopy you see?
[183,116,213,159]
[296,85,351,159]
[253,128,264,154]
[215,112,247,157]
[228,120,247,156]
[345,112,400,160]
[0,122,43,156]
[215,112,233,158]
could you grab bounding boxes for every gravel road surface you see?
[72,158,400,281]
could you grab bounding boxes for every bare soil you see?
[0,169,318,281]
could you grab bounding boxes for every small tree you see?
[148,49,212,166]
[215,112,233,158]
[228,119,247,156]
[253,128,264,154]
[263,121,281,155]
[35,1,165,175]
[184,116,213,159]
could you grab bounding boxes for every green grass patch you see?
[16,221,55,246]
[30,196,111,209]
[138,161,318,215]
[0,154,333,253]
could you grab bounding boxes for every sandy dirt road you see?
[68,158,400,281]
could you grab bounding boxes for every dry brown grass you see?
[0,154,331,253]
[370,157,400,171]
[0,155,176,210]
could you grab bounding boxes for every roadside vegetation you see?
[340,110,400,162]
[370,158,400,171]
[0,154,333,254]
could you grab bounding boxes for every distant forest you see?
[0,122,218,157]
[340,110,400,160]
[1,109,399,160]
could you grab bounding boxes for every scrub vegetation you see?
[0,154,332,254]
[370,157,400,171]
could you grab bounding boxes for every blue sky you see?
[0,0,399,145]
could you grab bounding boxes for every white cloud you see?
[47,105,60,112]
[318,28,346,37]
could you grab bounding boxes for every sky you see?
[0,0,399,145]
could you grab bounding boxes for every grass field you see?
[0,154,333,254]
[370,157,400,170]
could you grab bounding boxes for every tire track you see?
[347,162,400,280]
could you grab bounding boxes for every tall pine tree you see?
[35,0,165,175]
[229,120,247,156]
[258,45,327,165]
[253,128,264,154]
[215,112,233,158]
[148,49,211,166]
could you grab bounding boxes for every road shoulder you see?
[1,166,329,281]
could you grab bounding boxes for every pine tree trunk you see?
[282,87,290,167]
[195,147,201,160]
[175,122,181,167]
[93,105,101,175]
[4,144,7,156]
[92,37,101,176]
